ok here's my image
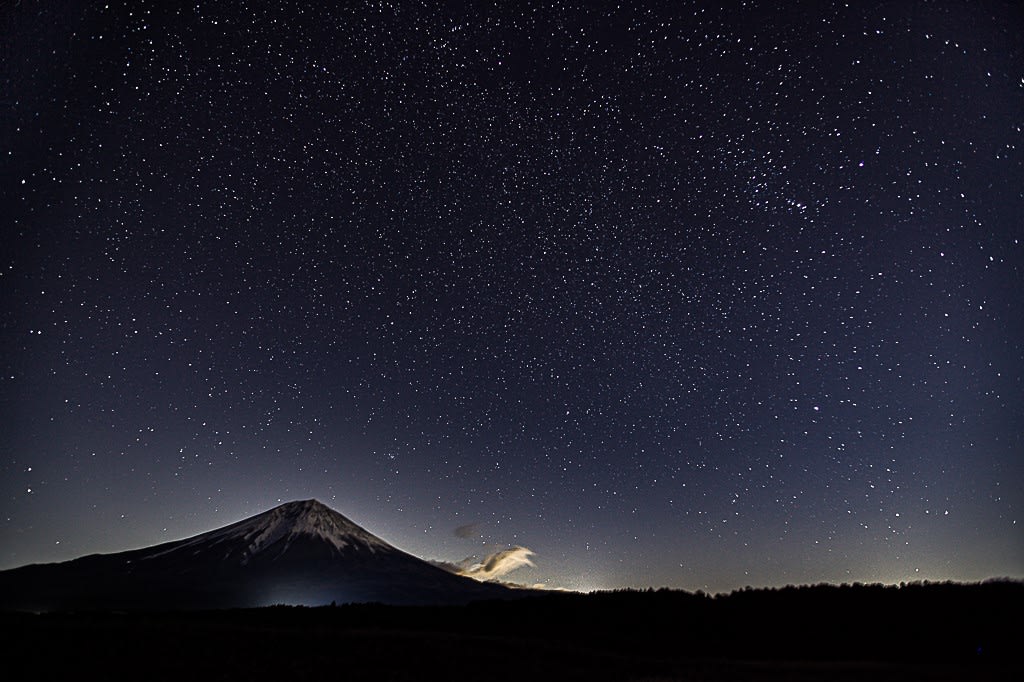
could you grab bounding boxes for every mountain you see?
[0,500,524,611]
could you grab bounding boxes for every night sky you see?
[2,1,1022,594]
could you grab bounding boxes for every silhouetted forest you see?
[2,580,1020,681]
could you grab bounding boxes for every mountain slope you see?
[0,500,522,611]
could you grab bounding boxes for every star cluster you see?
[2,1,1021,592]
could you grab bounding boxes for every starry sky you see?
[2,1,1022,594]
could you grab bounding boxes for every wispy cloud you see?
[453,522,481,539]
[432,546,536,582]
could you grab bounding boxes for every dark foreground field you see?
[2,581,1020,681]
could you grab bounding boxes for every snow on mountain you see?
[141,499,391,564]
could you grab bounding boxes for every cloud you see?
[460,546,536,581]
[427,559,463,574]
[432,546,536,582]
[454,522,481,539]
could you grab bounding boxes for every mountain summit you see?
[142,499,393,565]
[0,500,523,611]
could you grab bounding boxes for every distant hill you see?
[0,499,525,610]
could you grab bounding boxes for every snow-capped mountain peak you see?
[255,499,392,554]
[143,499,392,562]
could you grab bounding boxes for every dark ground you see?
[1,581,1020,681]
